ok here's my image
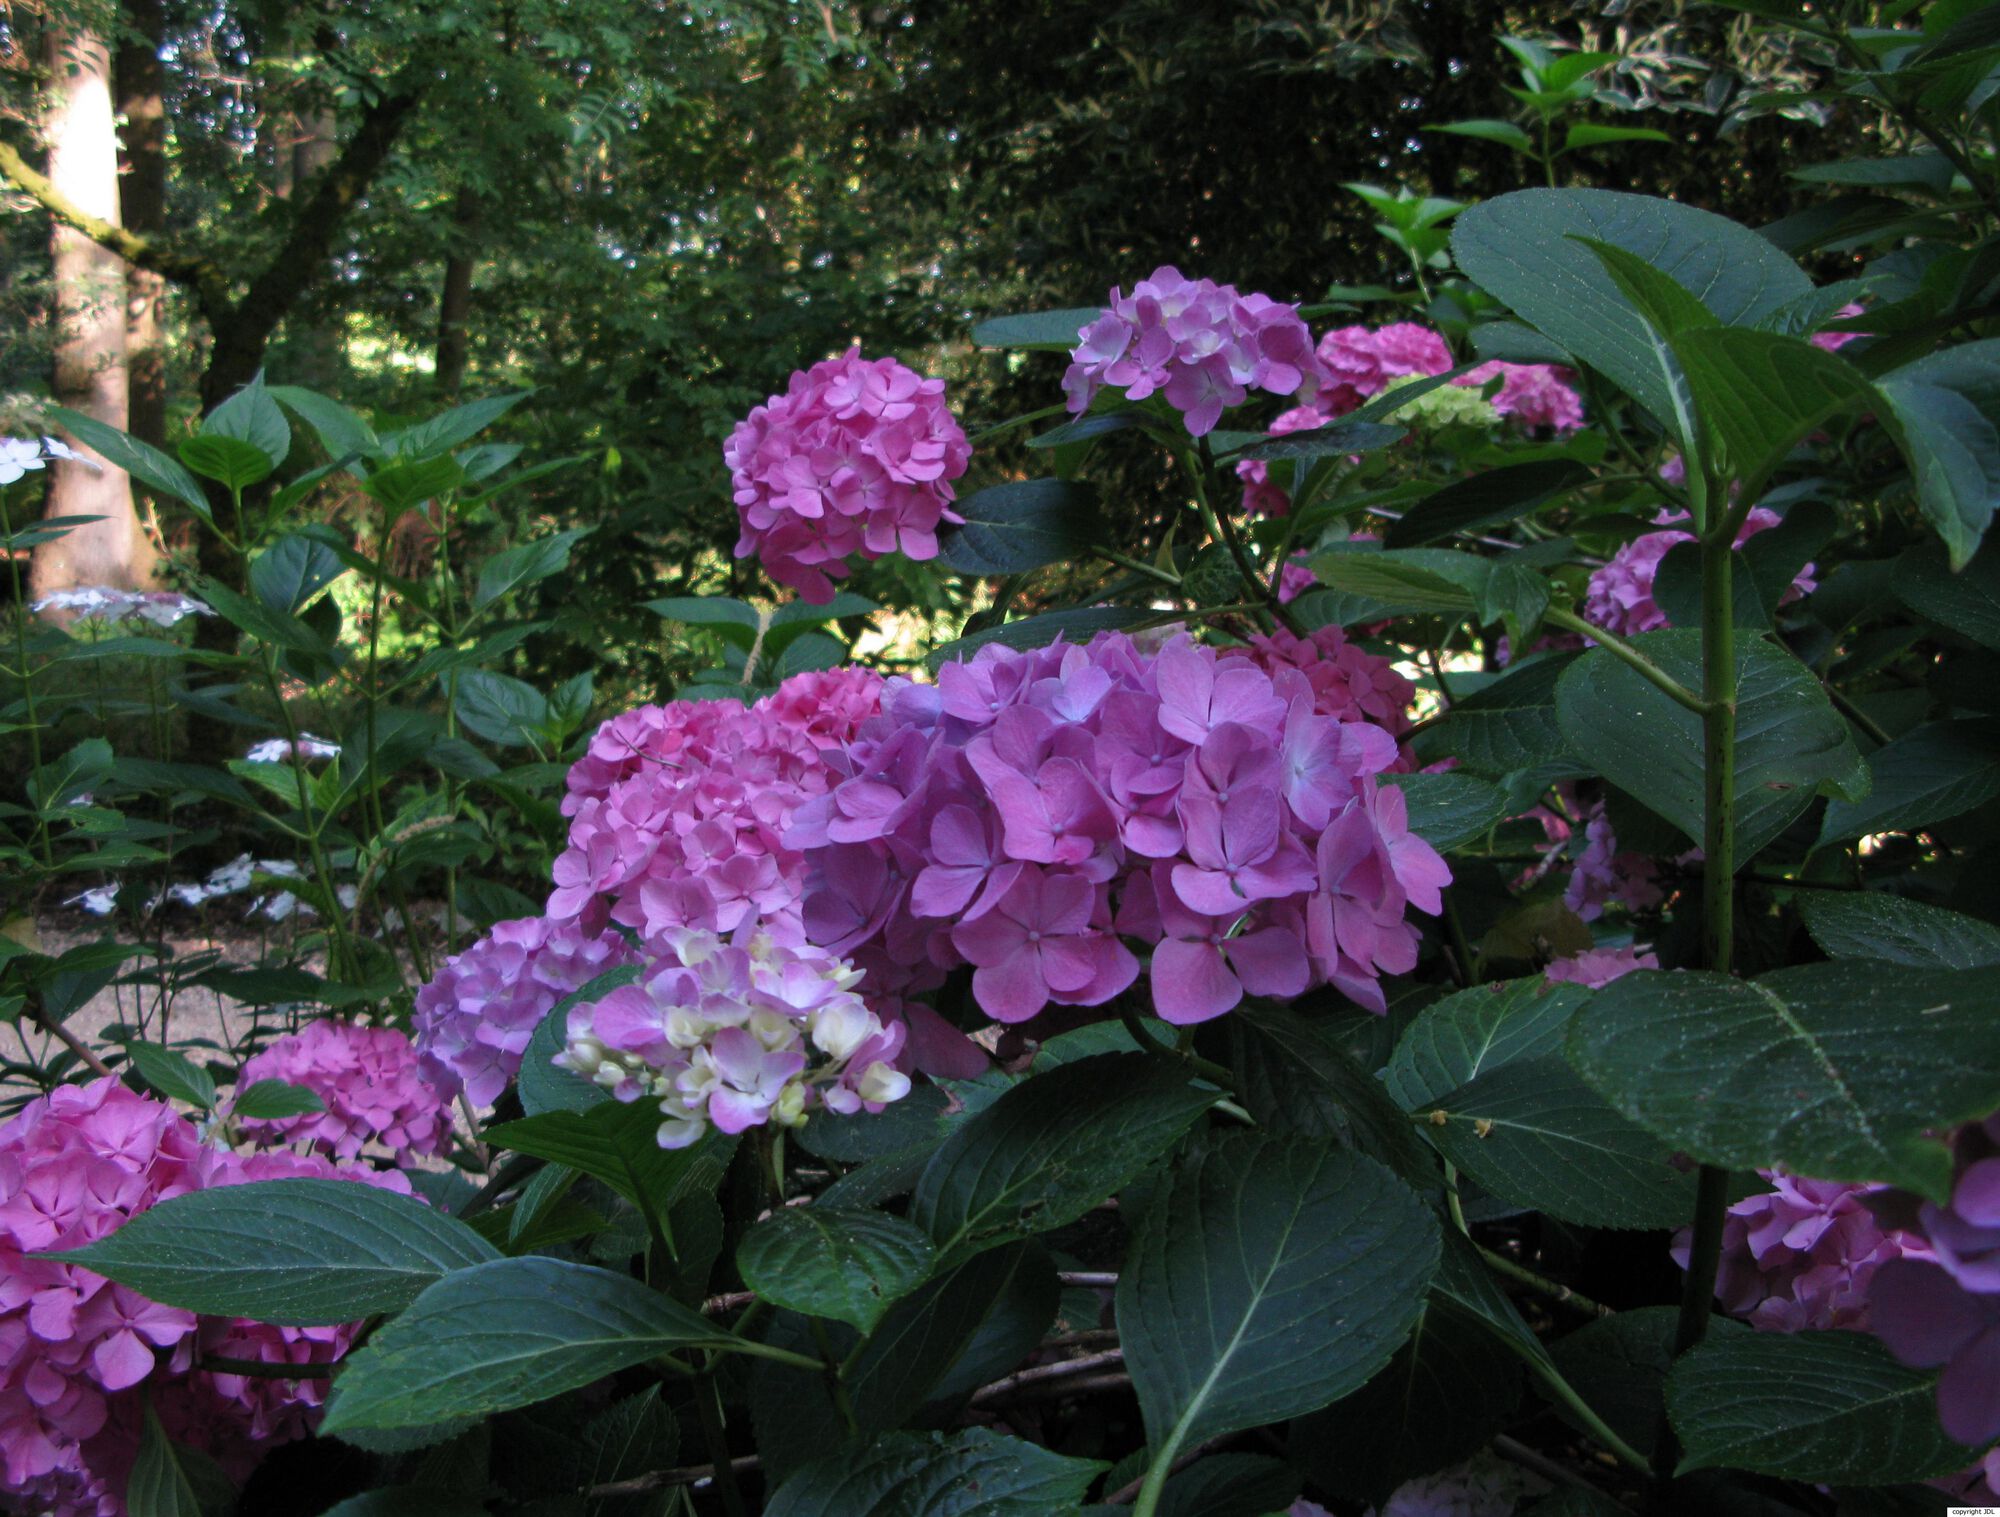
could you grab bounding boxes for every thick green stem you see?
[692,1372,748,1517]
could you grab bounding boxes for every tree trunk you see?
[32,23,155,601]
[116,0,168,455]
[434,185,480,399]
[284,106,342,387]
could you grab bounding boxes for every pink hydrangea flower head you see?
[1455,362,1584,435]
[1064,268,1326,437]
[0,1080,395,1511]
[726,348,971,602]
[547,671,885,954]
[1811,302,1868,353]
[1315,323,1453,418]
[234,1020,451,1167]
[1583,507,1818,639]
[795,629,1445,1027]
[411,916,638,1107]
[1235,403,1330,517]
[554,921,910,1147]
[1544,944,1658,988]
[1219,625,1416,738]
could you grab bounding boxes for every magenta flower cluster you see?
[412,914,638,1108]
[234,1019,450,1167]
[548,666,885,947]
[1543,944,1657,989]
[789,629,1447,1027]
[555,924,910,1148]
[1583,508,1818,639]
[1865,1110,2000,1448]
[1562,801,1666,923]
[0,1079,399,1514]
[726,348,972,603]
[1063,267,1325,436]
[1457,360,1584,435]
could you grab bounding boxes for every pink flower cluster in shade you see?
[1543,944,1657,988]
[412,915,638,1108]
[1582,508,1818,639]
[726,348,971,603]
[1864,1110,2000,1448]
[234,1020,449,1167]
[789,629,1446,1027]
[0,1079,400,1515]
[1234,323,1582,515]
[555,924,910,1149]
[548,667,886,951]
[1287,1451,1545,1516]
[1063,268,1325,437]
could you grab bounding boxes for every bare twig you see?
[967,1348,1124,1408]
[586,1454,761,1498]
[701,1290,756,1316]
[1493,1435,1638,1513]
[35,1005,114,1078]
[1057,1270,1117,1289]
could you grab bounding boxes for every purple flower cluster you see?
[234,1020,451,1167]
[1866,1111,2000,1447]
[726,348,971,603]
[0,1079,400,1514]
[1680,1174,1931,1335]
[554,924,911,1148]
[549,667,886,946]
[1562,801,1665,923]
[412,915,638,1108]
[789,630,1447,1027]
[1064,268,1325,436]
[1582,508,1818,639]
[1287,1451,1545,1516]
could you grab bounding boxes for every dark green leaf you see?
[49,406,213,518]
[1384,460,1594,549]
[765,1428,1105,1516]
[1568,963,2000,1199]
[250,534,347,616]
[179,435,276,491]
[1875,342,2000,567]
[203,373,291,469]
[454,671,549,748]
[1819,718,2000,845]
[940,479,1105,576]
[319,1491,489,1517]
[1120,1135,1440,1456]
[229,1078,326,1119]
[1414,652,1581,774]
[55,1178,500,1324]
[364,455,466,513]
[1548,1305,1687,1461]
[1797,891,2000,969]
[1420,1056,1698,1228]
[1894,539,2000,648]
[1425,118,1535,153]
[737,1207,936,1332]
[1674,329,1874,487]
[321,1256,738,1432]
[268,386,379,461]
[385,391,531,460]
[1306,547,1483,615]
[485,1104,731,1217]
[1235,1002,1440,1190]
[1669,1331,1976,1481]
[910,1053,1215,1269]
[1382,976,1592,1109]
[474,530,590,612]
[1555,631,1867,868]
[127,1403,226,1517]
[971,308,1099,350]
[122,1043,217,1110]
[1155,1454,1301,1517]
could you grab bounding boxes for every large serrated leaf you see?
[1555,631,1867,868]
[55,1178,500,1324]
[737,1207,935,1332]
[1382,975,1592,1110]
[1668,1331,1975,1481]
[1818,718,2000,845]
[1119,1135,1440,1459]
[321,1256,738,1432]
[765,1428,1105,1516]
[939,478,1105,575]
[1568,963,2000,1200]
[1379,771,1508,852]
[910,1053,1215,1269]
[1415,652,1581,774]
[1797,891,2000,969]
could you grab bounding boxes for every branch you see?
[0,140,229,321]
[203,82,423,402]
